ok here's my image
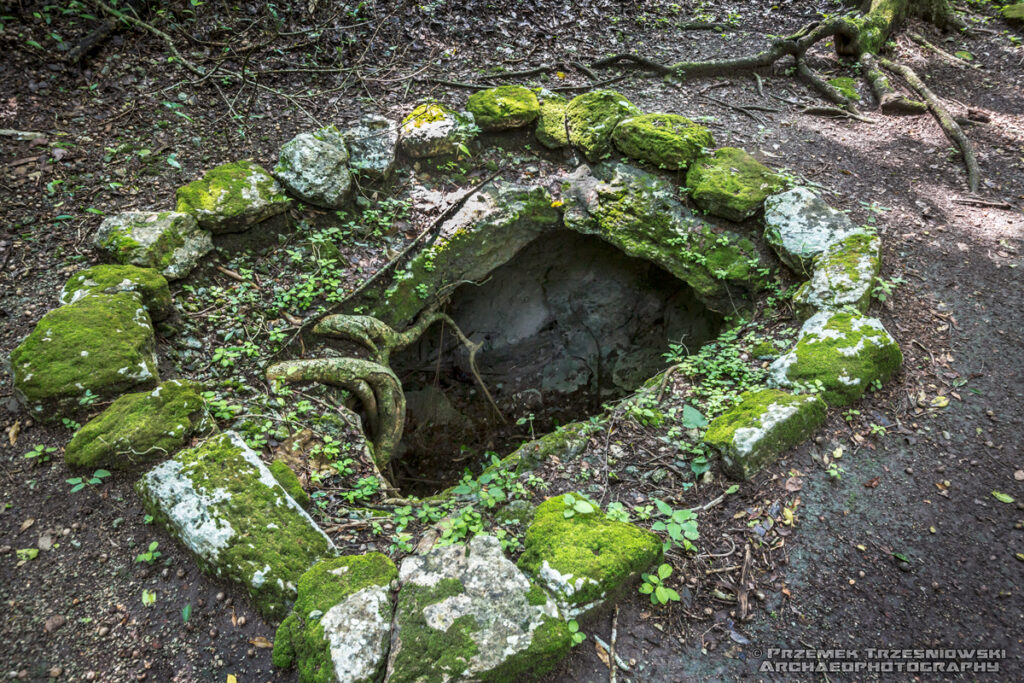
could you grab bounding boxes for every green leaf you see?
[992,491,1015,504]
[70,483,85,493]
[563,494,576,506]
[681,404,708,428]
[655,585,670,603]
[954,50,973,61]
[658,563,673,579]
[639,582,654,594]
[567,619,579,633]
[94,469,111,478]
[725,485,739,495]
[573,500,595,515]
[654,499,673,516]
[141,589,156,606]
[182,604,192,624]
[663,587,680,602]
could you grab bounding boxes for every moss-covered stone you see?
[269,460,311,509]
[387,535,570,682]
[466,85,540,131]
[11,293,159,420]
[135,431,335,621]
[611,113,714,170]
[534,90,569,149]
[768,311,902,407]
[518,494,662,618]
[793,231,881,319]
[686,147,786,222]
[490,421,596,476]
[1003,4,1024,22]
[356,183,560,327]
[60,264,173,321]
[65,379,212,470]
[565,90,640,162]
[274,127,353,209]
[399,103,477,158]
[562,163,764,313]
[763,187,869,276]
[93,211,213,281]
[705,389,827,480]
[273,554,397,683]
[175,160,291,234]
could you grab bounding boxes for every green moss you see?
[518,494,662,612]
[65,379,212,470]
[773,312,902,407]
[793,231,881,319]
[686,147,786,222]
[136,432,334,621]
[466,85,540,131]
[487,421,596,477]
[611,113,715,170]
[704,389,827,479]
[269,460,310,508]
[389,578,479,683]
[827,77,861,101]
[1003,4,1024,21]
[175,160,290,232]
[402,102,456,127]
[61,264,172,321]
[480,614,571,681]
[534,91,569,149]
[11,293,158,420]
[96,212,194,274]
[565,90,640,161]
[272,554,397,681]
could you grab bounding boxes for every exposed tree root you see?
[878,57,980,193]
[861,53,927,115]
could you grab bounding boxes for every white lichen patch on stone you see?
[764,187,870,275]
[320,585,393,683]
[343,114,399,180]
[793,232,880,318]
[274,127,353,209]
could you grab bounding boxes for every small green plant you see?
[181,603,192,624]
[652,499,699,552]
[842,409,861,422]
[79,389,99,407]
[639,563,681,605]
[516,413,536,440]
[605,501,631,523]
[826,462,845,481]
[23,444,58,464]
[141,589,157,607]
[61,418,81,431]
[869,423,887,437]
[135,541,162,565]
[66,469,111,492]
[567,619,586,645]
[872,275,906,302]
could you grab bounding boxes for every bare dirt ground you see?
[1,1,1022,681]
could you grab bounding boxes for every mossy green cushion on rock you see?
[466,85,540,131]
[562,163,764,313]
[135,431,336,621]
[387,534,570,682]
[11,293,159,420]
[793,231,881,319]
[768,311,902,406]
[612,113,714,170]
[92,211,213,281]
[1002,4,1024,22]
[705,389,827,480]
[534,90,569,149]
[176,160,291,234]
[565,90,640,162]
[60,264,173,322]
[65,379,212,470]
[273,554,397,683]
[518,494,662,618]
[269,460,311,509]
[686,147,786,222]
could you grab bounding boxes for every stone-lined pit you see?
[390,229,722,494]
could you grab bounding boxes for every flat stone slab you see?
[11,292,159,420]
[60,264,173,322]
[768,311,902,407]
[357,181,559,327]
[764,187,870,274]
[793,231,881,319]
[686,147,786,222]
[65,379,212,471]
[92,211,213,280]
[562,162,764,313]
[343,114,399,181]
[399,103,476,158]
[136,431,335,620]
[274,554,398,683]
[176,160,291,233]
[518,494,662,618]
[705,389,827,480]
[387,534,570,682]
[275,126,353,209]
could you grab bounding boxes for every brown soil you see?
[1,1,1022,681]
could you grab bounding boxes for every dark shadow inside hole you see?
[390,229,724,495]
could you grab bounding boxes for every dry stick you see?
[879,57,979,194]
[609,605,619,683]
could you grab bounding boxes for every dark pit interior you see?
[390,230,723,495]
